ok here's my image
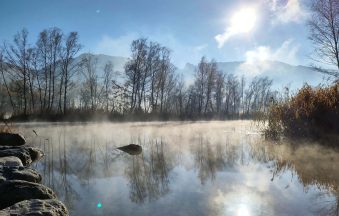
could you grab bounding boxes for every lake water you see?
[16,121,339,216]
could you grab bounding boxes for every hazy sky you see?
[0,0,313,68]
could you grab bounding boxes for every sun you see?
[237,204,250,216]
[230,7,257,33]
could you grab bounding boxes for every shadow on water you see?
[18,122,339,215]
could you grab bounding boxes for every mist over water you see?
[14,121,339,216]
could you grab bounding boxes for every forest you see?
[0,29,275,121]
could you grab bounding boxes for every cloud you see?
[215,7,257,48]
[269,0,278,11]
[245,46,271,64]
[237,39,301,76]
[245,39,300,64]
[269,0,308,24]
[273,39,300,64]
[215,32,233,49]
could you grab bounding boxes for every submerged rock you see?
[0,147,44,166]
[0,180,56,209]
[0,133,26,146]
[0,166,41,183]
[117,144,142,155]
[0,199,69,216]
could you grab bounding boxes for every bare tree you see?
[157,47,175,113]
[195,57,208,114]
[36,30,50,111]
[49,28,63,111]
[215,71,225,114]
[124,38,148,112]
[309,0,339,77]
[35,28,63,112]
[0,49,15,111]
[80,54,99,111]
[60,32,81,114]
[103,61,114,112]
[3,29,30,116]
[148,42,161,112]
[204,60,217,114]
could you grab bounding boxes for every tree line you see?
[0,28,275,120]
[0,28,81,117]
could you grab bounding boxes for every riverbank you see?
[3,109,260,123]
[0,132,68,215]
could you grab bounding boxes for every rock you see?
[0,199,69,216]
[0,133,25,146]
[0,166,41,183]
[0,147,44,166]
[0,156,23,167]
[28,147,45,162]
[117,144,142,155]
[0,180,56,209]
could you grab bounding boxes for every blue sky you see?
[0,0,313,68]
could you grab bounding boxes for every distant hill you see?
[74,54,330,90]
[178,60,330,91]
[74,53,129,73]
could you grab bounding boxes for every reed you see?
[264,82,339,143]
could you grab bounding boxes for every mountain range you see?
[74,53,330,91]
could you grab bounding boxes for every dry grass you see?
[265,83,339,143]
[0,120,14,133]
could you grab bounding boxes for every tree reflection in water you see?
[32,128,81,211]
[191,134,239,184]
[249,140,339,216]
[126,140,172,203]
[191,133,339,215]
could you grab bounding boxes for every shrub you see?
[265,83,339,141]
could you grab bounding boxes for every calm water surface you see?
[16,121,339,216]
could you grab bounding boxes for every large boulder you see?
[0,156,23,167]
[0,180,56,209]
[0,133,25,146]
[0,166,41,183]
[0,199,69,216]
[0,147,44,166]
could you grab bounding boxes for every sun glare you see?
[230,7,257,33]
[237,205,250,216]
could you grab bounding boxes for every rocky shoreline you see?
[0,132,68,216]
